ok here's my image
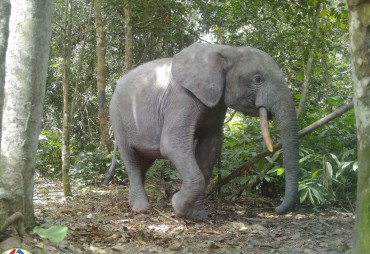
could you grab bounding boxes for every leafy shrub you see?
[206,112,282,199]
[36,130,62,178]
[70,149,122,185]
[298,147,357,207]
[220,112,264,177]
[148,160,179,182]
[36,130,126,184]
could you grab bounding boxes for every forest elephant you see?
[106,42,299,221]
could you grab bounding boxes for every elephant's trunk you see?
[267,91,300,214]
[256,84,299,214]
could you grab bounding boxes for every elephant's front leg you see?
[192,133,223,220]
[160,130,205,219]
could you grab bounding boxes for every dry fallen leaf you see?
[167,242,182,251]
[21,179,355,253]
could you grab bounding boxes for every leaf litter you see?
[0,178,354,253]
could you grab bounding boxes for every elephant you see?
[106,42,299,221]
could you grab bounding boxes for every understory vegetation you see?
[36,0,356,211]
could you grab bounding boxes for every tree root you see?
[0,212,25,239]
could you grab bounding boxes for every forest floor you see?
[0,178,354,254]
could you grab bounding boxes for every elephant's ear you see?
[172,43,226,107]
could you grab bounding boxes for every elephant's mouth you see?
[259,107,273,152]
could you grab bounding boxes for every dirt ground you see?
[0,178,354,253]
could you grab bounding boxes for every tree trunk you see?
[62,0,72,196]
[296,49,315,117]
[93,0,111,153]
[347,1,370,252]
[69,2,93,128]
[0,0,11,149]
[0,0,54,229]
[124,4,133,73]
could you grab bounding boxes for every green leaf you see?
[303,48,310,60]
[296,71,304,81]
[308,191,315,205]
[238,176,250,185]
[325,162,333,179]
[294,93,301,100]
[327,96,341,106]
[276,167,285,176]
[314,67,321,75]
[352,161,358,171]
[329,153,340,167]
[265,156,274,164]
[33,225,68,243]
[341,161,353,170]
[310,186,325,204]
[312,169,321,178]
[313,0,319,9]
[300,188,309,203]
[336,166,346,179]
[335,161,354,178]
[299,154,312,164]
[320,9,327,18]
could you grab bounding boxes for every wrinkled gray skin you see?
[108,43,299,220]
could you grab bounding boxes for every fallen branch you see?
[207,101,354,196]
[154,208,180,224]
[298,101,354,138]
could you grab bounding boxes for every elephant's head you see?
[172,43,299,214]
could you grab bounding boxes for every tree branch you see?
[207,101,354,196]
[298,101,353,138]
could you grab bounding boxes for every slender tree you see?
[347,0,370,252]
[62,0,72,196]
[93,0,111,153]
[0,0,54,228]
[124,3,133,72]
[296,1,321,117]
[0,0,11,148]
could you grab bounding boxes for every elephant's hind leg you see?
[192,133,223,220]
[120,148,154,212]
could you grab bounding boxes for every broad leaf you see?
[34,225,68,243]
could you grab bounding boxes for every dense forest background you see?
[37,0,356,210]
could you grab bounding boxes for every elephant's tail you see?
[103,143,117,185]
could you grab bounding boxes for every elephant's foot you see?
[129,192,150,212]
[171,192,208,221]
[171,191,195,219]
[191,201,208,221]
[131,200,150,212]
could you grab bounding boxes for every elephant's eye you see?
[253,74,263,84]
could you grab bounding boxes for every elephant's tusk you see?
[259,107,273,152]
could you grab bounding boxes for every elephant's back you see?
[112,57,173,103]
[109,58,172,151]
